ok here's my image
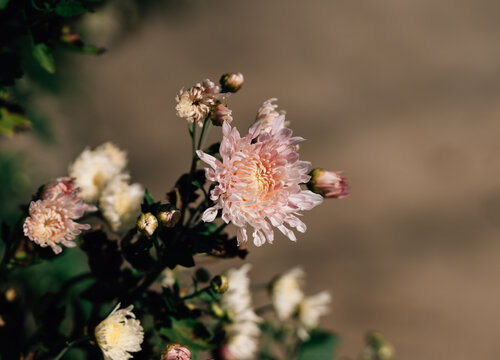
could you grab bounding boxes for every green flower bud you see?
[210,275,229,294]
[137,212,158,236]
[220,72,244,93]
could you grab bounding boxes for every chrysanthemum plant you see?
[0,73,393,360]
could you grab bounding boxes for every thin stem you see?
[181,284,212,300]
[54,337,89,360]
[197,118,211,150]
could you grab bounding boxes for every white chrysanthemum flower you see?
[95,303,144,360]
[69,142,128,203]
[220,264,261,360]
[271,267,305,321]
[297,291,331,340]
[100,176,144,232]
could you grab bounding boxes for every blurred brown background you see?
[5,0,500,358]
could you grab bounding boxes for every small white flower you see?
[271,267,305,321]
[69,142,128,203]
[220,264,261,360]
[297,291,331,340]
[95,303,144,360]
[100,176,144,232]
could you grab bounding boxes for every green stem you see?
[197,118,211,150]
[54,337,89,360]
[181,284,212,300]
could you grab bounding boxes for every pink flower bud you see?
[308,169,349,199]
[158,209,181,228]
[210,103,233,126]
[220,73,244,93]
[161,344,191,360]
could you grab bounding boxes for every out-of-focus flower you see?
[137,212,158,236]
[297,291,331,340]
[210,103,233,126]
[308,168,349,199]
[220,72,244,93]
[95,303,144,360]
[40,177,98,216]
[100,176,144,232]
[219,264,261,360]
[158,208,181,228]
[254,98,289,135]
[161,344,191,360]
[197,117,323,247]
[176,79,228,127]
[68,142,128,203]
[364,331,395,360]
[271,267,305,321]
[23,184,96,254]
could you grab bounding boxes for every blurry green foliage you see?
[0,152,31,224]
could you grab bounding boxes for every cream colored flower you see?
[176,85,214,126]
[254,98,289,135]
[220,265,261,360]
[95,303,144,360]
[271,267,305,321]
[297,291,331,340]
[100,176,144,232]
[69,142,128,203]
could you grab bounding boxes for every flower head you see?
[297,291,331,340]
[137,212,158,236]
[23,177,96,254]
[271,267,305,321]
[254,98,289,135]
[95,303,144,360]
[308,169,349,199]
[176,79,229,127]
[100,176,144,232]
[211,103,233,126]
[197,113,323,246]
[68,142,128,203]
[161,344,191,360]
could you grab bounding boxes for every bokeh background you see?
[3,0,500,359]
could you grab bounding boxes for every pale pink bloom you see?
[23,198,91,254]
[210,103,233,126]
[308,169,349,199]
[254,98,290,135]
[196,117,323,246]
[161,344,191,360]
[220,72,244,93]
[176,79,229,127]
[24,177,96,254]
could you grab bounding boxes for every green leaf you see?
[0,0,10,10]
[32,43,55,74]
[0,108,30,137]
[159,318,215,351]
[297,330,339,360]
[144,189,155,206]
[55,0,87,17]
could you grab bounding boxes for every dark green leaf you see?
[297,330,339,360]
[144,189,155,206]
[55,0,87,17]
[159,317,215,351]
[32,43,55,74]
[0,0,10,10]
[0,108,30,137]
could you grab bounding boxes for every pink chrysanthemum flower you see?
[23,177,97,254]
[196,118,323,246]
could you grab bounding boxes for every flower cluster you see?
[69,142,144,232]
[23,177,97,254]
[271,266,332,340]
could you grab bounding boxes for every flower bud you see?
[158,209,181,228]
[210,103,233,126]
[220,73,244,93]
[210,302,225,318]
[307,168,349,199]
[161,344,191,360]
[366,331,395,360]
[137,212,158,236]
[5,288,17,302]
[210,275,229,294]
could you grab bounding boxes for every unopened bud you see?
[366,331,395,360]
[210,302,225,318]
[210,103,233,126]
[158,209,181,228]
[220,72,244,93]
[161,344,191,360]
[308,168,349,199]
[210,275,229,294]
[5,288,17,302]
[137,212,158,236]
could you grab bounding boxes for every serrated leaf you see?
[0,108,30,137]
[55,0,87,17]
[32,43,55,74]
[297,330,339,360]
